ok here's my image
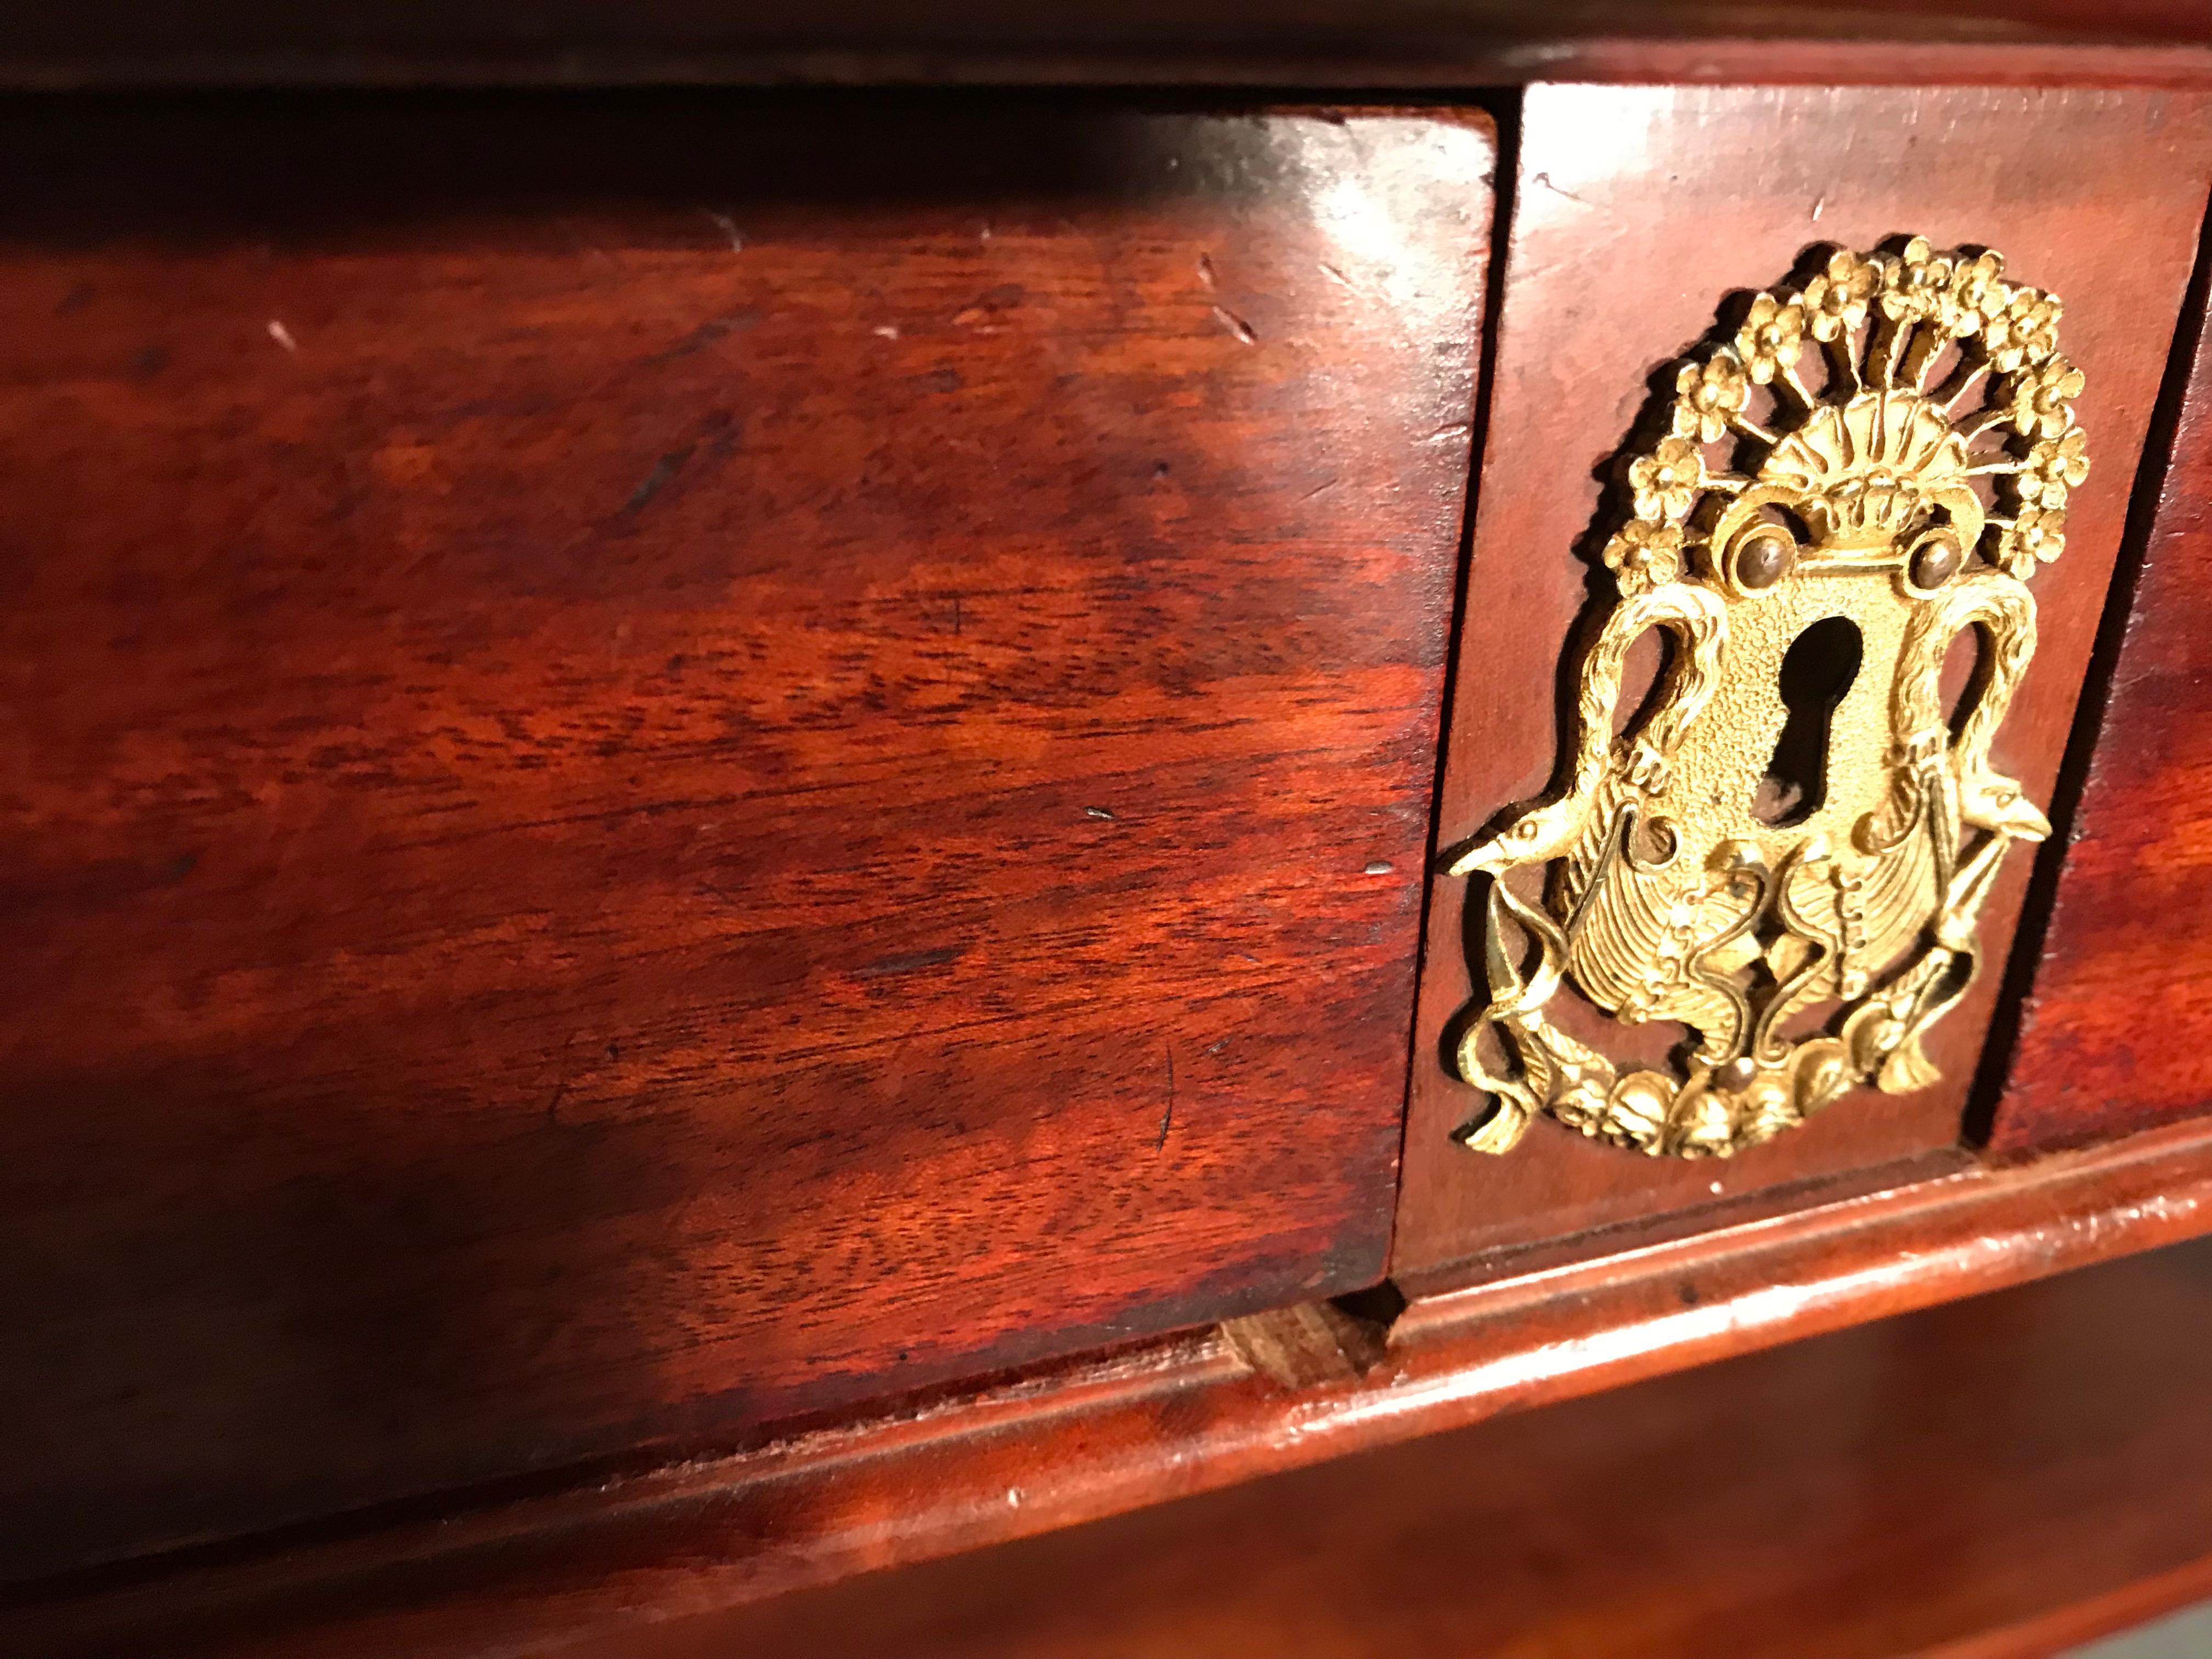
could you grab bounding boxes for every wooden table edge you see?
[13,1112,2212,1657]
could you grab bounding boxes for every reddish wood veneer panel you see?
[0,98,1493,1578]
[1394,82,2212,1285]
[1993,258,2212,1151]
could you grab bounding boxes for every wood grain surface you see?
[0,96,1493,1578]
[1393,82,2212,1287]
[621,1230,2212,1659]
[16,1113,2212,1658]
[1991,241,2212,1153]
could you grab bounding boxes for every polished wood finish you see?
[0,97,1493,1580]
[1393,81,2212,1287]
[1992,249,2212,1153]
[601,1232,2212,1659]
[18,1115,2212,1657]
[12,65,2212,1659]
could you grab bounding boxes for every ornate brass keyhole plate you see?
[1446,239,2085,1160]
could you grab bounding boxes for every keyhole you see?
[1754,616,1863,827]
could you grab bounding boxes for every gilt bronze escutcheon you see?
[1446,239,2085,1159]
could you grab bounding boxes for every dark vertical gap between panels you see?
[1962,182,2212,1150]
[1352,89,1520,1311]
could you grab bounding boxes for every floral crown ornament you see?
[1447,238,2085,1160]
[1601,236,2083,595]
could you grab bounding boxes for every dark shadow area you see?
[1756,614,1863,827]
[0,86,1352,252]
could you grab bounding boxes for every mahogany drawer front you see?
[0,98,1493,1576]
[1995,285,2212,1152]
[1394,83,2212,1284]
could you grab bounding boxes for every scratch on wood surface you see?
[266,319,297,353]
[1211,305,1258,345]
[1158,1047,1175,1148]
[1529,171,1596,208]
[643,313,755,366]
[953,283,1024,327]
[853,947,963,979]
[705,210,743,251]
[620,449,690,517]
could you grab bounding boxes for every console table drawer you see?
[0,98,1493,1576]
